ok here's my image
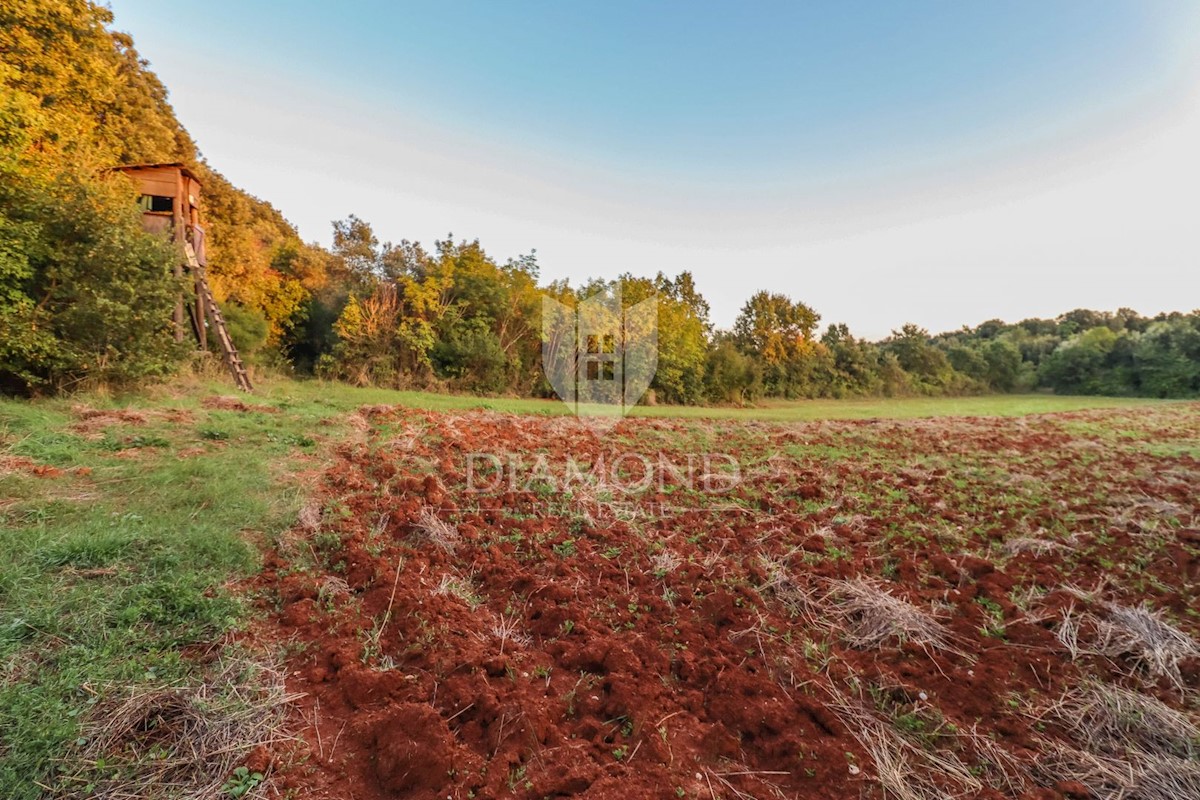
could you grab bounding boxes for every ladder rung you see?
[186,257,253,392]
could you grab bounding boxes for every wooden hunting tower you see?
[113,163,251,391]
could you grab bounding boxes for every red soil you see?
[253,405,1200,799]
[0,455,91,478]
[201,395,278,414]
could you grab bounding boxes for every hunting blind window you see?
[138,194,173,213]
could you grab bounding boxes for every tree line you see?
[2,1,1198,400]
[287,216,1200,402]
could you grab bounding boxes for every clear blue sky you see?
[111,1,1200,336]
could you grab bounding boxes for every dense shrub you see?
[0,164,183,394]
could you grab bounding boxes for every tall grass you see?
[0,390,344,797]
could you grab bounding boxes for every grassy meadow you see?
[248,378,1162,419]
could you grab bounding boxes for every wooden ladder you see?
[185,244,253,392]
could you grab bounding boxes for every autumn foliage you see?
[2,0,1197,399]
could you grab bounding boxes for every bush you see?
[0,164,184,395]
[704,340,761,404]
[220,302,270,358]
[1134,319,1200,398]
[432,316,509,393]
[1039,327,1123,395]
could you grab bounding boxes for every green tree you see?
[883,324,969,393]
[732,291,822,396]
[320,287,402,386]
[1134,318,1200,398]
[818,323,880,397]
[0,164,183,393]
[431,315,508,392]
[221,302,270,359]
[947,345,988,382]
[982,338,1022,391]
[1039,326,1121,395]
[629,272,709,404]
[704,337,761,404]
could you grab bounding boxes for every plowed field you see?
[258,404,1200,800]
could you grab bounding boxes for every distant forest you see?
[2,1,1198,400]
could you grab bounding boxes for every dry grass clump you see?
[1035,745,1137,799]
[829,674,1030,800]
[566,483,599,526]
[1055,602,1089,660]
[1033,682,1200,800]
[435,572,483,608]
[1036,740,1200,800]
[317,575,350,604]
[961,723,1031,796]
[1095,604,1200,688]
[485,613,530,655]
[829,695,985,800]
[1108,494,1187,534]
[296,501,322,532]
[824,578,960,654]
[412,507,460,553]
[1045,683,1198,758]
[650,548,682,576]
[1002,536,1073,557]
[383,422,421,452]
[57,656,298,799]
[1055,601,1200,689]
[1126,755,1200,799]
[755,553,817,620]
